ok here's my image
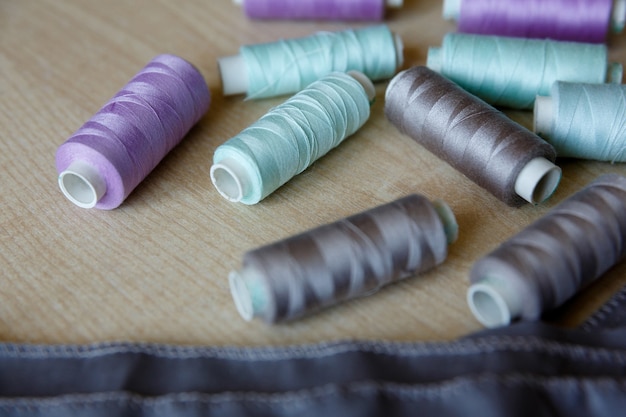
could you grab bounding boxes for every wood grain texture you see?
[0,0,625,346]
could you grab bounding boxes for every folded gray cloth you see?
[1,284,626,417]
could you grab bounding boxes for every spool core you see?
[467,276,524,328]
[58,161,106,209]
[514,157,561,204]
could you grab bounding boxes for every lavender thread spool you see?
[443,0,626,43]
[229,194,458,323]
[468,174,626,328]
[218,25,403,99]
[384,66,562,207]
[234,0,404,21]
[56,54,211,209]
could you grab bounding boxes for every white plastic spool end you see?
[218,54,249,96]
[58,161,106,209]
[426,47,442,73]
[442,0,461,20]
[533,95,553,137]
[515,157,561,205]
[229,269,255,321]
[347,71,376,102]
[432,199,459,244]
[233,0,243,5]
[612,0,626,32]
[210,157,251,203]
[386,0,404,8]
[467,276,524,328]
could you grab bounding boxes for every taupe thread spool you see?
[468,174,626,328]
[229,194,458,323]
[384,66,562,207]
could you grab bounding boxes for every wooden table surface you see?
[1,0,625,347]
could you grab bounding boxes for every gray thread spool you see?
[229,194,458,323]
[468,174,626,328]
[384,66,562,207]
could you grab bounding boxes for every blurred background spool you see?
[427,33,623,109]
[534,81,626,163]
[234,0,404,21]
[218,25,402,99]
[443,0,626,43]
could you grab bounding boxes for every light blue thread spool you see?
[427,33,622,109]
[534,82,626,163]
[218,25,402,99]
[210,71,374,204]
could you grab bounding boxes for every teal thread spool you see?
[211,72,374,204]
[427,33,622,109]
[218,25,402,99]
[535,82,626,162]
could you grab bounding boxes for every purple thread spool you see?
[468,174,626,328]
[235,0,403,21]
[443,0,626,43]
[56,54,210,209]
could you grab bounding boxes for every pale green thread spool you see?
[218,25,402,99]
[210,71,374,205]
[535,81,626,162]
[427,33,622,109]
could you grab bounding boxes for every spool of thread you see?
[234,0,404,21]
[468,174,626,328]
[384,66,561,207]
[443,0,626,43]
[534,81,626,163]
[218,25,402,99]
[211,72,374,205]
[427,33,623,109]
[229,194,458,323]
[55,54,210,209]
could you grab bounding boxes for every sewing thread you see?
[534,81,626,163]
[384,66,561,207]
[427,33,622,109]
[229,194,458,323]
[218,25,402,99]
[56,54,211,209]
[468,174,626,328]
[236,0,403,21]
[211,72,373,205]
[443,0,626,43]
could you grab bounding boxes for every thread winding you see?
[444,0,625,43]
[384,66,561,207]
[237,0,403,21]
[229,194,458,323]
[468,174,626,328]
[534,81,626,163]
[218,25,402,99]
[427,33,621,109]
[55,54,210,209]
[211,72,373,205]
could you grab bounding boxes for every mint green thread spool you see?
[211,72,374,205]
[218,25,402,99]
[534,82,626,163]
[427,33,622,109]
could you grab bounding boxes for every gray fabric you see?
[2,284,626,416]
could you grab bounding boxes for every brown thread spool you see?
[468,174,626,328]
[229,194,458,323]
[384,66,562,207]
